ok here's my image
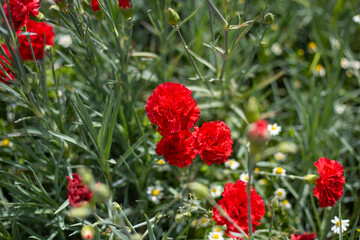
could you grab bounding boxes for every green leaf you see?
[144,214,156,240]
[54,199,70,215]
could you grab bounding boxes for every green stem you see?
[310,193,322,237]
[247,154,254,239]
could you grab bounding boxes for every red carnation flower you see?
[145,82,200,136]
[118,0,130,10]
[247,119,269,143]
[291,233,316,240]
[155,130,197,168]
[3,0,41,31]
[193,121,233,165]
[91,0,100,12]
[18,20,54,60]
[0,44,15,82]
[212,180,265,238]
[313,157,345,208]
[66,173,93,207]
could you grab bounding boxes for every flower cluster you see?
[146,82,233,168]
[2,0,41,31]
[66,173,93,207]
[212,180,265,238]
[313,157,345,208]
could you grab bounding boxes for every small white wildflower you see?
[58,34,73,48]
[330,38,341,49]
[353,14,360,24]
[280,200,292,209]
[334,104,346,114]
[340,58,350,69]
[190,199,201,211]
[274,152,287,161]
[351,60,360,70]
[208,231,224,240]
[212,226,223,233]
[190,219,198,228]
[210,185,223,198]
[274,188,287,200]
[268,123,281,136]
[308,42,318,52]
[271,43,282,56]
[199,216,210,227]
[146,185,164,204]
[273,167,286,176]
[314,64,326,77]
[153,159,170,172]
[239,173,249,182]
[0,139,13,147]
[258,178,267,185]
[331,216,350,234]
[225,159,240,170]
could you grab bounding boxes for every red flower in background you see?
[145,82,200,136]
[193,121,233,165]
[118,0,130,9]
[66,173,93,207]
[3,0,41,31]
[212,180,265,238]
[247,119,269,143]
[291,233,316,240]
[313,157,345,208]
[18,20,54,60]
[91,0,100,12]
[155,130,197,168]
[0,44,15,82]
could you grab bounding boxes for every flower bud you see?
[92,183,110,203]
[277,142,298,154]
[48,5,61,18]
[270,196,279,210]
[247,119,270,144]
[29,12,45,22]
[303,174,319,185]
[78,167,95,185]
[122,7,133,21]
[81,225,95,240]
[188,182,210,199]
[264,13,274,25]
[67,204,92,219]
[245,97,261,123]
[166,8,180,26]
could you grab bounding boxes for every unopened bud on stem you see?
[166,8,180,26]
[264,13,274,24]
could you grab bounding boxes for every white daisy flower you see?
[334,104,346,114]
[208,231,224,240]
[210,185,223,198]
[340,58,350,69]
[274,152,287,161]
[314,64,326,77]
[258,178,268,185]
[308,42,318,52]
[239,173,249,182]
[280,200,292,209]
[271,43,282,56]
[273,167,286,176]
[153,159,170,172]
[331,216,350,234]
[58,34,73,48]
[190,219,198,228]
[189,199,201,211]
[274,188,287,200]
[0,139,13,147]
[353,14,360,24]
[199,216,210,227]
[146,185,164,204]
[268,123,281,136]
[212,226,223,233]
[225,159,240,170]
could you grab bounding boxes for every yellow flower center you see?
[297,49,304,56]
[308,42,317,50]
[254,167,260,172]
[214,234,219,239]
[278,192,283,196]
[271,126,276,130]
[3,139,10,146]
[283,200,289,205]
[229,160,233,166]
[316,64,323,72]
[152,189,160,196]
[211,188,217,193]
[215,227,221,232]
[275,167,283,175]
[245,176,249,181]
[276,154,284,160]
[336,221,340,227]
[201,218,207,223]
[157,159,165,165]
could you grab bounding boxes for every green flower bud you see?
[67,204,92,219]
[166,8,180,26]
[78,167,95,185]
[188,182,210,199]
[264,13,274,25]
[270,196,280,210]
[303,174,319,185]
[92,183,110,203]
[48,5,61,18]
[81,225,95,240]
[277,142,298,154]
[29,12,45,22]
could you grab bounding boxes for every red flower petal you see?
[290,233,316,240]
[313,157,345,208]
[3,0,41,31]
[66,173,93,207]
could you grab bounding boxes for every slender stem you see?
[243,0,249,21]
[254,171,304,181]
[310,193,322,237]
[219,26,229,103]
[268,207,274,239]
[247,154,254,239]
[174,25,213,95]
[339,202,342,240]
